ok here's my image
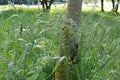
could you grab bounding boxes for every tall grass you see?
[79,11,120,80]
[0,6,120,80]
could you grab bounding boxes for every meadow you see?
[0,4,120,80]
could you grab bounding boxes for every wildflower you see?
[8,61,13,69]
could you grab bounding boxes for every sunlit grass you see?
[0,4,120,80]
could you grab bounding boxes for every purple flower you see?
[8,61,13,69]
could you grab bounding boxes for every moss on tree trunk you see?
[55,0,83,80]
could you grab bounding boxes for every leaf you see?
[0,14,19,32]
[26,74,39,80]
[45,56,66,80]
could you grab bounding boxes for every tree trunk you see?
[55,0,83,80]
[112,0,119,12]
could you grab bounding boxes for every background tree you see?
[55,0,83,80]
[0,0,8,4]
[112,0,119,12]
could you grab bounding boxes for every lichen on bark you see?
[55,0,83,80]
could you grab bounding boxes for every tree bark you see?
[55,0,83,80]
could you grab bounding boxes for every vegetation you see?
[0,5,120,80]
[0,0,38,5]
[0,0,65,5]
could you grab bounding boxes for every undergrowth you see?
[0,6,120,80]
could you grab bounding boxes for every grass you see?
[0,5,120,80]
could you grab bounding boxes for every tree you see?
[0,0,8,4]
[55,0,83,80]
[112,0,119,12]
[40,0,54,10]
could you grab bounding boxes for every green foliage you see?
[0,8,61,80]
[0,7,120,80]
[79,11,120,80]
